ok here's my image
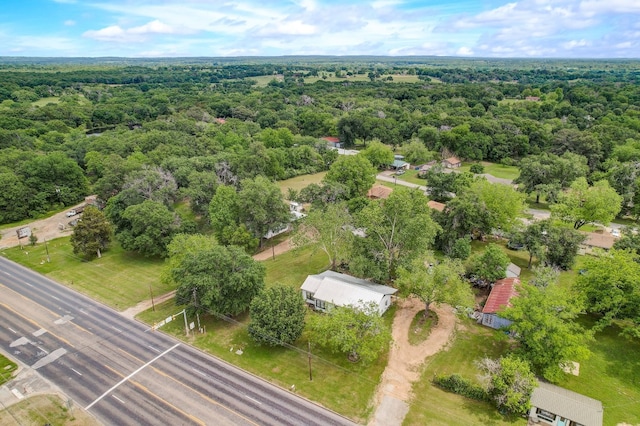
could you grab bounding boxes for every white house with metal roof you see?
[529,382,603,426]
[300,270,397,315]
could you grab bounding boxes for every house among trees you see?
[480,277,519,329]
[579,232,615,255]
[391,159,410,171]
[367,185,393,200]
[529,382,603,426]
[300,270,397,315]
[427,200,446,212]
[321,136,341,148]
[442,156,462,168]
[417,160,438,177]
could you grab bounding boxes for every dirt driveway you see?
[369,299,456,426]
[0,202,85,250]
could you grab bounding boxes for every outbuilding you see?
[481,277,519,329]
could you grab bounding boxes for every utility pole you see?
[149,285,155,311]
[44,237,50,263]
[307,341,313,381]
[183,309,189,336]
[192,288,201,333]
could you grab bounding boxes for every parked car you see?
[395,169,406,175]
[507,240,525,250]
[612,228,621,238]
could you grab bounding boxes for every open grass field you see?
[563,320,640,425]
[0,354,17,385]
[0,394,100,426]
[138,292,391,422]
[394,169,427,186]
[459,161,520,181]
[0,237,168,311]
[31,96,61,107]
[263,244,330,288]
[404,321,525,425]
[277,171,326,195]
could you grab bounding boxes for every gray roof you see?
[531,382,603,426]
[506,263,521,278]
[301,270,397,308]
[392,159,408,168]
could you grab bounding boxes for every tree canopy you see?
[248,285,306,346]
[70,205,112,259]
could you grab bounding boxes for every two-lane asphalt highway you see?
[0,256,355,425]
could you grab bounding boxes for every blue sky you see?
[1,0,639,58]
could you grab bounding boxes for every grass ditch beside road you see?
[0,237,167,311]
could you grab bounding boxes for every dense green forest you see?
[1,57,639,225]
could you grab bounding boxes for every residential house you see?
[427,200,446,212]
[578,232,615,256]
[301,270,397,315]
[391,159,410,171]
[506,263,521,278]
[529,381,603,426]
[367,185,393,200]
[321,136,341,148]
[442,156,462,168]
[525,96,541,101]
[418,160,438,177]
[264,201,306,239]
[481,277,519,329]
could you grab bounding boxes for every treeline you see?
[0,59,639,224]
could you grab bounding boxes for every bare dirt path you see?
[369,298,457,426]
[252,238,293,261]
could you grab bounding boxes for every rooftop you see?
[582,232,615,249]
[531,382,603,426]
[482,277,519,314]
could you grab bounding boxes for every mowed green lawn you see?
[138,245,387,422]
[404,322,525,426]
[0,354,17,386]
[277,171,327,195]
[459,161,520,181]
[1,237,167,311]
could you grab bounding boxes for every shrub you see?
[470,163,485,174]
[432,374,488,401]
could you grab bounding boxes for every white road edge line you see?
[85,343,179,410]
[244,395,262,405]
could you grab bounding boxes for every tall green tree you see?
[360,140,394,169]
[477,356,538,416]
[396,255,473,317]
[352,187,439,281]
[70,206,112,259]
[515,152,588,203]
[292,203,353,270]
[551,177,622,229]
[308,302,391,364]
[209,184,240,244]
[0,172,30,223]
[468,243,510,282]
[248,285,306,346]
[503,284,592,382]
[576,249,640,338]
[171,244,265,316]
[117,200,180,257]
[237,176,291,247]
[324,154,377,199]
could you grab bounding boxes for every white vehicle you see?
[612,228,621,238]
[66,209,78,217]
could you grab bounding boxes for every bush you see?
[470,163,485,174]
[433,374,488,401]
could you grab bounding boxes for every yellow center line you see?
[103,364,206,426]
[149,366,260,426]
[0,302,74,348]
[0,281,93,337]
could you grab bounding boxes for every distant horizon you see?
[2,1,639,59]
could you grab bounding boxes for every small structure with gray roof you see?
[506,262,521,278]
[301,270,397,315]
[529,381,603,426]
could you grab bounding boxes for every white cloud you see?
[457,46,473,55]
[580,0,640,14]
[83,20,187,43]
[64,20,76,26]
[257,20,317,36]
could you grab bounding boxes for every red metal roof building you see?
[481,277,520,329]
